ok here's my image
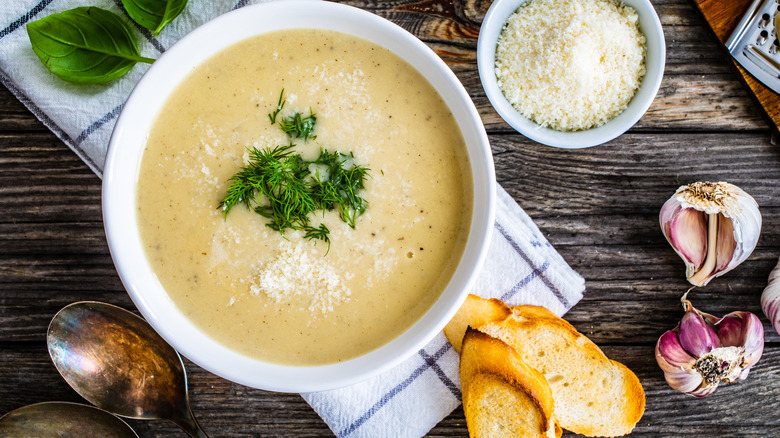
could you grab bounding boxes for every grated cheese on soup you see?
[495,0,646,131]
[249,241,352,315]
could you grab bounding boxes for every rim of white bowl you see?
[477,0,666,148]
[102,0,495,393]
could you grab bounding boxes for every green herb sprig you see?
[268,89,286,124]
[219,145,369,250]
[268,90,317,141]
[310,150,368,228]
[280,111,317,141]
[219,92,369,251]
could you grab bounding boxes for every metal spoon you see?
[47,301,208,438]
[0,401,137,437]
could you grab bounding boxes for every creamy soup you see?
[137,29,473,365]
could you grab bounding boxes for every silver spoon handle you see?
[173,407,209,438]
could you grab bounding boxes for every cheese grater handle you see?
[726,0,780,94]
[726,0,766,50]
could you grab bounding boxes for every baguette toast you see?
[444,296,510,353]
[460,328,560,438]
[446,295,645,437]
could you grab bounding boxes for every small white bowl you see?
[103,1,495,392]
[477,0,666,148]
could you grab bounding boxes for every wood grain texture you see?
[1,0,779,436]
[5,0,772,134]
[692,0,780,130]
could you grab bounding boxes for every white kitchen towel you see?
[0,1,585,437]
[0,0,266,177]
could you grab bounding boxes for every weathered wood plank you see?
[0,87,50,132]
[1,246,776,343]
[0,0,772,135]
[473,74,768,132]
[493,133,780,216]
[0,68,770,136]
[2,344,779,437]
[0,344,333,437]
[2,132,778,225]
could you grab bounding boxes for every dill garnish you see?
[268,89,317,140]
[218,146,369,248]
[310,150,368,228]
[268,88,285,124]
[219,91,369,250]
[279,110,317,141]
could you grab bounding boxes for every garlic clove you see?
[716,312,763,351]
[724,187,762,273]
[717,312,764,374]
[656,331,696,370]
[665,370,704,395]
[655,331,703,394]
[713,312,764,381]
[715,215,736,273]
[678,305,718,357]
[655,296,764,397]
[713,313,744,347]
[761,257,780,336]
[688,383,718,398]
[659,200,682,234]
[659,182,761,287]
[738,313,765,377]
[667,207,707,270]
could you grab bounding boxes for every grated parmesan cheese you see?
[249,241,351,315]
[495,0,646,131]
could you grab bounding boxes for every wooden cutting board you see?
[693,0,780,131]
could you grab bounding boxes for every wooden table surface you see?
[2,0,780,436]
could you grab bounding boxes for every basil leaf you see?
[122,0,188,37]
[27,7,154,85]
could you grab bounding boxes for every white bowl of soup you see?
[103,1,495,392]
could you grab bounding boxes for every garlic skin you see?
[655,297,764,397]
[761,257,780,335]
[660,181,761,287]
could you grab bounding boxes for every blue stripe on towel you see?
[2,0,166,55]
[2,0,163,165]
[495,221,570,307]
[500,260,550,302]
[419,348,459,398]
[74,103,124,146]
[338,342,453,437]
[0,0,54,40]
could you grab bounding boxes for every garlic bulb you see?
[655,296,764,397]
[761,257,780,335]
[660,181,761,287]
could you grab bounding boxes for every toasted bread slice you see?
[479,305,645,437]
[445,295,645,437]
[460,328,560,438]
[444,294,510,353]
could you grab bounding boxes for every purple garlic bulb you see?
[655,297,764,397]
[660,181,761,287]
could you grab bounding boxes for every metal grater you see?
[726,0,780,94]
